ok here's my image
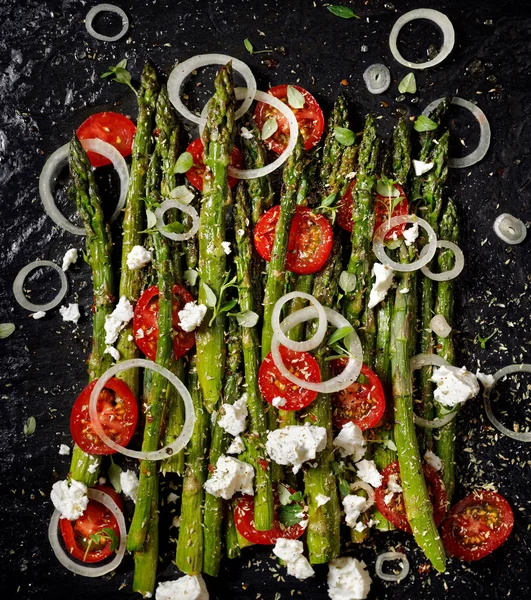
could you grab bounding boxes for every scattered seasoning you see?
[340,78,350,86]
[24,416,36,436]
[327,5,360,19]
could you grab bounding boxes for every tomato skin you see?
[331,362,386,430]
[374,461,448,533]
[133,284,196,361]
[59,485,123,563]
[254,205,333,275]
[77,112,136,168]
[70,378,138,455]
[185,137,243,190]
[254,84,325,154]
[259,346,321,411]
[441,490,514,561]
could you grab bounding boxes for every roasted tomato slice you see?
[259,346,321,411]
[70,378,138,455]
[235,484,306,545]
[254,205,333,275]
[441,490,514,561]
[331,361,386,430]
[254,84,325,154]
[59,485,123,563]
[77,112,136,168]
[374,461,448,533]
[185,137,243,191]
[133,284,196,361]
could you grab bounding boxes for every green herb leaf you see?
[108,460,123,493]
[321,192,337,208]
[184,269,199,287]
[203,283,217,308]
[0,323,15,339]
[398,72,417,94]
[261,117,278,141]
[334,126,355,146]
[288,491,304,503]
[476,330,497,349]
[163,222,185,235]
[236,310,259,328]
[327,5,360,19]
[145,209,157,230]
[219,299,238,315]
[339,270,357,293]
[277,503,303,527]
[376,178,400,198]
[244,38,254,54]
[414,114,438,133]
[101,59,137,95]
[287,85,305,109]
[24,416,36,436]
[90,527,119,552]
[278,483,292,506]
[383,438,397,451]
[327,326,353,346]
[339,478,351,498]
[174,151,194,174]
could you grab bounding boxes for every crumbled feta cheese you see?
[476,370,496,390]
[32,311,46,319]
[273,539,315,580]
[58,444,71,456]
[167,492,179,504]
[120,469,139,503]
[287,555,315,580]
[236,228,245,238]
[384,492,394,505]
[266,424,327,474]
[342,494,368,527]
[240,126,254,139]
[424,450,442,471]
[221,241,232,255]
[136,328,145,339]
[272,395,287,408]
[226,435,245,455]
[50,479,88,520]
[218,394,248,436]
[316,493,330,507]
[368,263,394,309]
[87,459,99,474]
[126,245,152,270]
[61,248,78,271]
[412,159,434,176]
[333,422,365,460]
[387,472,403,493]
[354,521,367,532]
[355,459,382,488]
[178,301,207,333]
[104,345,120,361]
[204,455,254,499]
[431,365,480,407]
[155,574,209,600]
[328,556,372,600]
[400,287,409,294]
[59,303,81,324]
[403,223,419,246]
[104,296,134,344]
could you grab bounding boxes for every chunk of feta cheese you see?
[430,365,480,407]
[333,421,365,460]
[32,311,46,319]
[476,370,496,390]
[61,248,78,271]
[59,303,81,324]
[424,450,442,472]
[328,556,372,600]
[155,574,209,600]
[287,555,315,580]
[58,444,71,456]
[272,395,287,408]
[240,126,254,140]
[221,241,232,255]
[120,469,140,503]
[178,301,207,333]
[50,479,88,520]
[218,394,248,436]
[402,222,419,246]
[316,493,331,507]
[204,455,254,500]
[342,494,368,527]
[104,345,120,361]
[368,263,394,309]
[266,424,327,474]
[104,296,134,344]
[412,159,434,176]
[126,245,152,270]
[387,473,403,493]
[273,539,315,581]
[355,459,382,488]
[226,435,245,455]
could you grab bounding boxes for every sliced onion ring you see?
[373,215,437,272]
[155,199,200,241]
[48,488,126,577]
[493,213,527,245]
[39,139,129,236]
[89,359,195,459]
[350,481,375,510]
[363,64,391,95]
[421,240,464,282]
[389,9,455,70]
[271,306,363,394]
[13,260,68,312]
[375,551,410,582]
[271,292,327,353]
[85,4,129,42]
[423,97,491,168]
[167,54,256,126]
[414,410,457,429]
[484,363,531,442]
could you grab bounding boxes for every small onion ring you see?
[85,4,129,42]
[349,481,375,510]
[89,359,195,460]
[373,215,437,272]
[167,54,256,125]
[39,139,129,236]
[423,97,491,168]
[155,199,200,242]
[48,488,126,577]
[484,363,531,443]
[493,213,527,245]
[375,551,410,583]
[414,410,457,429]
[271,306,363,394]
[363,64,391,94]
[271,292,328,353]
[389,9,455,70]
[420,240,464,282]
[13,260,68,312]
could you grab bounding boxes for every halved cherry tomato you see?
[254,84,325,154]
[59,485,123,563]
[235,484,306,544]
[374,461,448,533]
[259,346,321,411]
[331,361,386,430]
[441,490,514,561]
[70,378,138,455]
[254,205,333,275]
[133,284,196,361]
[185,137,243,191]
[77,112,136,168]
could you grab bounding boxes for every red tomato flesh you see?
[77,112,136,168]
[185,137,243,191]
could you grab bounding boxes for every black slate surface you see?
[1,0,531,599]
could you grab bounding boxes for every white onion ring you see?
[155,199,200,241]
[493,213,527,245]
[13,260,68,312]
[350,481,375,510]
[48,488,126,577]
[375,551,410,582]
[363,64,391,94]
[389,9,455,70]
[167,54,256,125]
[271,292,327,353]
[85,4,129,42]
[421,240,464,282]
[271,306,363,394]
[89,359,195,460]
[423,97,491,168]
[39,139,129,236]
[414,410,457,429]
[484,363,531,442]
[373,215,437,272]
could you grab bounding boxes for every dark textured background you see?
[1,0,530,598]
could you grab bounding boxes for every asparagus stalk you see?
[319,94,349,188]
[132,478,159,596]
[225,501,241,559]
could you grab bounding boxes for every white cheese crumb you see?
[355,459,382,488]
[476,370,496,390]
[272,395,287,408]
[342,494,368,527]
[155,574,209,600]
[403,222,419,246]
[328,556,372,600]
[287,555,315,580]
[412,159,434,176]
[221,241,232,255]
[61,248,78,271]
[104,345,120,361]
[204,455,254,500]
[178,301,207,332]
[58,444,71,456]
[273,539,315,580]
[368,263,394,309]
[167,492,179,504]
[128,334,133,341]
[424,450,442,471]
[384,492,394,505]
[387,472,403,493]
[126,245,152,270]
[240,126,254,139]
[399,287,410,294]
[316,493,331,507]
[227,435,245,455]
[333,422,366,460]
[136,328,145,339]
[50,479,88,520]
[354,521,367,532]
[104,296,134,344]
[59,303,81,324]
[431,365,480,407]
[120,469,140,503]
[32,311,46,319]
[266,424,327,474]
[218,394,248,436]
